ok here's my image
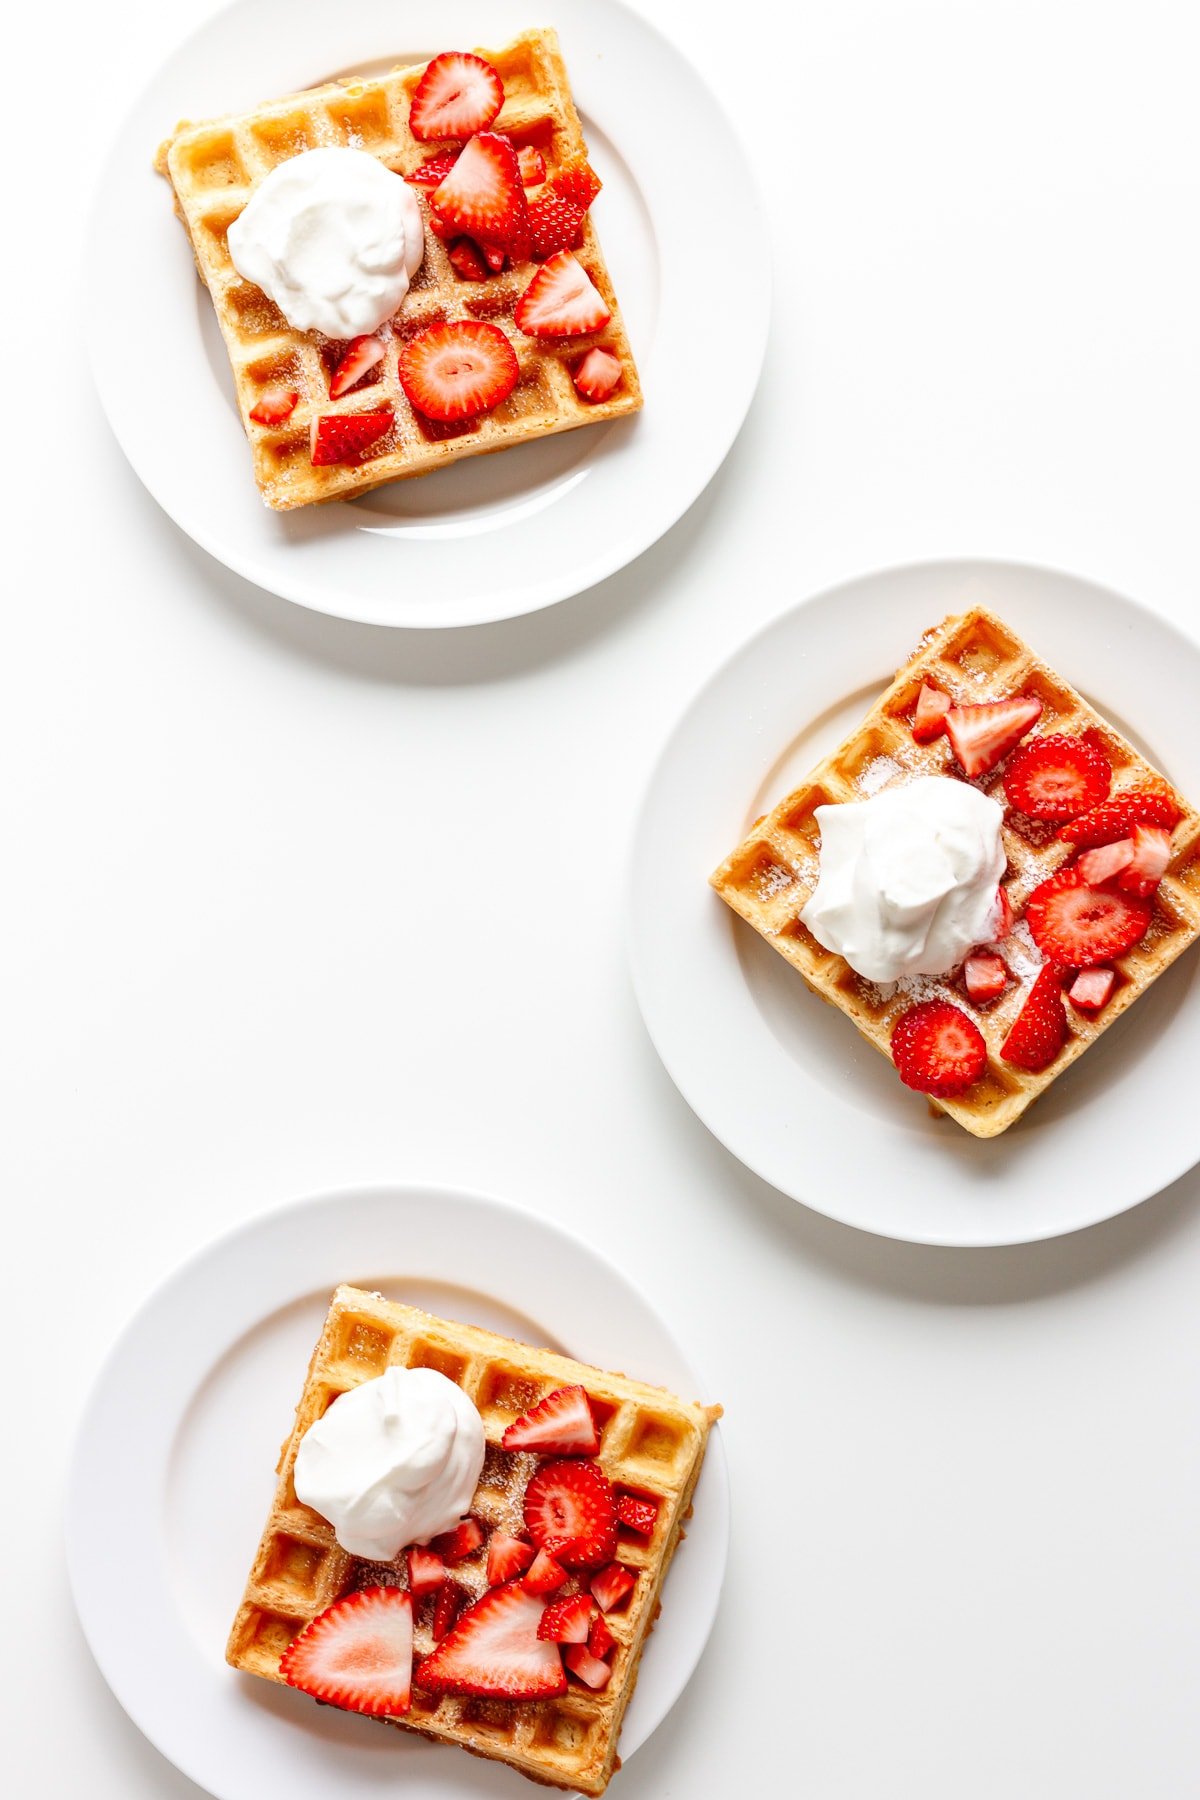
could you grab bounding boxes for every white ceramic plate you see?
[629,559,1200,1247]
[87,0,767,627]
[67,1184,727,1799]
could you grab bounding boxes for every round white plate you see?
[87,0,767,627]
[67,1184,727,1799]
[629,559,1200,1247]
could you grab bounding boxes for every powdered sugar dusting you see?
[856,754,901,797]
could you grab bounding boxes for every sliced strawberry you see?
[943,696,1043,779]
[547,159,602,210]
[1003,732,1111,821]
[889,1001,987,1098]
[280,1587,412,1717]
[1119,825,1172,897]
[1068,967,1116,1013]
[409,51,504,142]
[480,240,507,271]
[529,192,586,259]
[486,1531,535,1587]
[588,1613,616,1659]
[515,251,611,338]
[329,334,386,399]
[573,347,623,403]
[431,132,530,257]
[1076,838,1135,888]
[564,1644,613,1690]
[310,407,393,466]
[397,321,518,422]
[249,383,298,425]
[405,150,461,188]
[537,1593,594,1644]
[502,1384,600,1455]
[431,1516,485,1562]
[1000,965,1069,1071]
[1025,868,1153,967]
[911,682,951,744]
[589,1563,636,1614]
[447,237,491,281]
[415,1581,566,1700]
[431,1581,463,1643]
[407,1545,446,1599]
[523,1548,568,1595]
[1058,787,1181,846]
[994,885,1014,940]
[518,145,547,185]
[615,1492,658,1536]
[523,1459,617,1568]
[963,952,1009,1003]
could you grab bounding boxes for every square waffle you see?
[709,608,1200,1137]
[156,29,642,510]
[227,1285,718,1794]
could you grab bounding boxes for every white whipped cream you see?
[227,147,424,337]
[800,776,1006,983]
[294,1366,485,1561]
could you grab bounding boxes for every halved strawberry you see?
[431,132,530,258]
[1119,825,1171,897]
[502,1384,600,1455]
[994,885,1015,940]
[589,1563,636,1614]
[1068,967,1116,1013]
[564,1645,613,1690]
[329,334,386,399]
[405,150,461,188]
[515,251,611,338]
[889,1001,987,1098]
[522,1548,568,1595]
[249,383,298,425]
[963,952,1009,1003]
[310,407,393,466]
[280,1587,412,1717]
[537,1593,594,1644]
[1058,787,1181,846]
[407,1545,446,1599]
[1000,965,1069,1071]
[1076,839,1135,888]
[518,145,547,184]
[447,237,491,281]
[486,1531,535,1587]
[397,321,519,422]
[409,51,504,142]
[431,1516,485,1562]
[943,696,1043,778]
[615,1492,658,1536]
[547,159,602,210]
[911,682,951,744]
[523,1459,617,1568]
[415,1581,566,1700]
[573,347,623,403]
[1003,732,1111,821]
[1025,867,1153,967]
[588,1613,616,1659]
[529,193,586,259]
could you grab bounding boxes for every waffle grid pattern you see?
[710,608,1200,1137]
[227,1286,717,1794]
[156,30,642,509]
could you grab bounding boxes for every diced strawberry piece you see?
[963,952,1009,1003]
[993,886,1015,940]
[415,1582,567,1700]
[480,240,507,272]
[309,407,393,466]
[529,193,586,259]
[249,383,298,425]
[1076,838,1135,888]
[431,1582,464,1643]
[523,1460,617,1568]
[518,145,547,184]
[502,1384,600,1455]
[515,251,611,338]
[1119,825,1171,897]
[547,159,602,210]
[1068,967,1116,1013]
[889,1000,987,1098]
[1025,868,1153,967]
[911,682,951,744]
[573,348,623,403]
[329,334,386,399]
[536,1593,594,1644]
[431,132,530,258]
[522,1549,568,1595]
[431,1516,485,1562]
[943,696,1044,778]
[409,51,504,142]
[406,1546,446,1599]
[280,1587,412,1716]
[615,1492,658,1536]
[587,1613,616,1659]
[486,1531,535,1587]
[1004,731,1111,821]
[564,1644,612,1690]
[589,1563,636,1614]
[405,150,460,188]
[447,237,491,281]
[397,321,519,422]
[1000,965,1069,1071]
[1058,787,1181,846]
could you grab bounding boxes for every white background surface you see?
[5,0,1200,1795]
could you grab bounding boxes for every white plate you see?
[67,1184,727,1799]
[628,559,1200,1247]
[87,0,767,627]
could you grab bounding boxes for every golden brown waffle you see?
[710,608,1200,1137]
[156,30,642,510]
[227,1285,718,1794]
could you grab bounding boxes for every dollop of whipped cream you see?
[293,1366,485,1560]
[227,147,424,338]
[800,776,1006,983]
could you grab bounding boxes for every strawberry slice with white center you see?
[515,251,612,338]
[329,334,386,399]
[310,407,393,466]
[1025,868,1152,967]
[911,682,951,744]
[963,952,1009,1003]
[431,133,530,258]
[408,51,504,142]
[280,1587,412,1716]
[564,1644,613,1690]
[1068,967,1116,1013]
[397,321,519,423]
[249,384,298,425]
[943,696,1043,778]
[522,1548,568,1595]
[999,965,1069,1072]
[889,1000,987,1098]
[1118,824,1171,897]
[486,1531,535,1587]
[589,1562,637,1614]
[573,348,623,403]
[1003,731,1111,821]
[523,1459,618,1568]
[502,1383,600,1455]
[406,1545,446,1599]
[415,1581,567,1700]
[537,1593,595,1644]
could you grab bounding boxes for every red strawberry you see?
[1058,787,1181,846]
[547,159,602,210]
[415,1581,567,1700]
[529,193,586,259]
[486,1531,535,1587]
[1000,965,1069,1071]
[515,251,611,338]
[589,1563,636,1613]
[431,1581,463,1643]
[523,1459,618,1568]
[1069,967,1116,1013]
[447,237,491,281]
[994,886,1014,940]
[405,150,460,187]
[1119,824,1171,897]
[889,1001,987,1098]
[518,145,547,184]
[911,682,951,744]
[480,240,507,271]
[1003,732,1111,821]
[310,407,393,466]
[502,1384,600,1455]
[537,1593,594,1644]
[588,1613,616,1659]
[1025,867,1153,967]
[615,1492,658,1535]
[573,347,623,403]
[249,383,298,425]
[431,133,530,257]
[564,1645,613,1690]
[1076,838,1135,888]
[409,51,504,142]
[431,1516,485,1562]
[329,334,386,399]
[397,321,519,422]
[943,696,1043,778]
[406,1546,446,1599]
[522,1549,568,1595]
[963,952,1009,1003]
[280,1587,412,1716]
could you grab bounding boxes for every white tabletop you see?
[8,0,1200,1794]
